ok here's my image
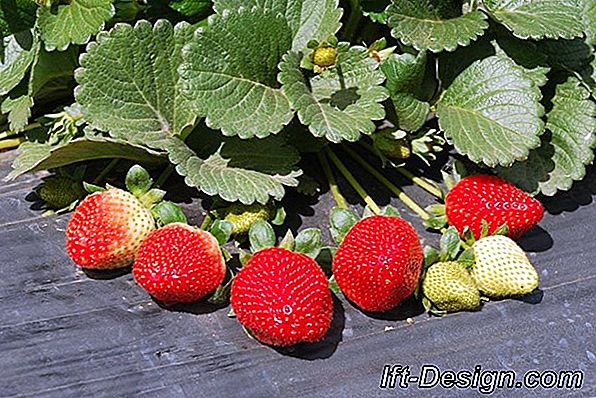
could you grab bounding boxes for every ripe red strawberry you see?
[133,223,225,303]
[332,215,423,312]
[230,247,333,346]
[66,188,155,269]
[445,175,544,240]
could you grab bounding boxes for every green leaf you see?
[295,228,322,258]
[179,7,294,139]
[493,35,550,87]
[279,45,388,143]
[152,201,188,227]
[170,0,211,17]
[385,0,488,53]
[437,55,544,167]
[213,0,343,51]
[37,0,115,51]
[439,226,461,261]
[423,245,440,267]
[278,229,295,251]
[498,77,596,196]
[29,46,78,97]
[210,220,234,245]
[584,0,596,46]
[329,206,359,244]
[537,38,593,73]
[0,0,37,40]
[76,20,196,141]
[381,52,430,131]
[8,134,165,180]
[249,220,276,252]
[1,94,32,132]
[0,31,39,96]
[484,0,584,40]
[163,135,302,205]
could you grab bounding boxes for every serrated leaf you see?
[484,0,584,40]
[493,35,550,87]
[29,46,78,97]
[37,0,115,51]
[170,0,211,17]
[8,134,165,180]
[538,38,594,73]
[437,55,544,167]
[213,0,342,51]
[381,52,430,131]
[0,31,38,95]
[164,135,302,205]
[279,45,388,143]
[1,95,32,132]
[498,77,596,196]
[0,0,37,40]
[385,0,488,52]
[584,0,596,46]
[76,20,196,141]
[180,7,294,139]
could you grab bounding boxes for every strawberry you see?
[37,176,83,210]
[313,45,337,68]
[422,261,481,313]
[471,235,539,298]
[332,215,423,312]
[445,175,544,240]
[230,247,333,346]
[133,223,225,303]
[221,202,274,235]
[66,188,155,269]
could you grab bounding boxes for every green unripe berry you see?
[313,46,337,68]
[222,203,275,235]
[37,177,84,210]
[373,131,411,159]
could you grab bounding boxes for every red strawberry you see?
[230,247,333,346]
[66,188,155,269]
[332,215,423,312]
[133,223,225,303]
[445,175,544,240]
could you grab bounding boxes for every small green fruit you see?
[222,203,274,235]
[471,235,539,298]
[373,131,411,159]
[313,46,337,68]
[37,177,84,210]
[422,261,481,312]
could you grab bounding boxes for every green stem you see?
[200,212,213,230]
[342,146,430,220]
[360,142,444,199]
[318,151,348,209]
[92,158,119,185]
[344,0,362,42]
[0,137,24,150]
[325,147,382,215]
[154,164,174,188]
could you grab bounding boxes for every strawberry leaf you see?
[162,135,302,205]
[37,0,115,51]
[437,55,544,167]
[484,0,584,40]
[76,20,196,141]
[385,0,488,53]
[584,0,596,46]
[0,31,39,96]
[8,133,165,180]
[380,52,431,131]
[1,95,32,133]
[498,77,596,196]
[213,0,343,51]
[179,7,294,139]
[279,45,388,143]
[0,0,36,40]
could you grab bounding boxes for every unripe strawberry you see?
[66,188,155,269]
[231,247,333,346]
[471,235,539,298]
[332,215,423,312]
[133,223,226,303]
[313,46,337,68]
[422,261,481,312]
[222,203,274,235]
[37,176,83,210]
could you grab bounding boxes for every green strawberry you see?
[37,177,84,210]
[422,261,481,313]
[471,235,539,298]
[313,46,337,68]
[372,130,411,160]
[222,203,274,235]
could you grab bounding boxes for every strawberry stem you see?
[317,151,348,209]
[359,142,444,199]
[344,0,362,42]
[154,164,174,188]
[325,148,382,215]
[0,136,25,150]
[342,146,430,220]
[200,212,214,230]
[92,158,119,185]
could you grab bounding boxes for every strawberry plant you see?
[1,0,595,345]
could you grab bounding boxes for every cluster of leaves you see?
[2,0,596,207]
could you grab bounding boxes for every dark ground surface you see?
[0,149,594,398]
